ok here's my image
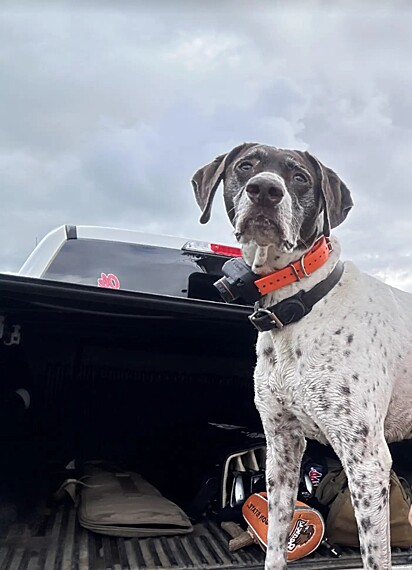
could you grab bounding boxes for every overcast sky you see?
[1,1,412,291]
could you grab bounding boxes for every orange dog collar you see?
[254,237,332,296]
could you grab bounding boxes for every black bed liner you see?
[1,503,262,570]
[2,275,412,569]
[2,501,412,570]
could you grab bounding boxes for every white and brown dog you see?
[192,143,412,570]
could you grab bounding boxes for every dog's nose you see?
[246,177,285,205]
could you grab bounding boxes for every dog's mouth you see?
[235,213,294,251]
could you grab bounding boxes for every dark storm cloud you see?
[0,1,411,290]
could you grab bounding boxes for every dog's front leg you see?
[334,431,392,570]
[261,412,306,570]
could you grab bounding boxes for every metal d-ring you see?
[300,254,310,277]
[289,264,301,281]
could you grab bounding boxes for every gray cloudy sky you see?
[1,1,412,290]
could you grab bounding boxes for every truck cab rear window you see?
[44,239,226,300]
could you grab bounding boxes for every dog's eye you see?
[238,161,253,171]
[294,173,308,183]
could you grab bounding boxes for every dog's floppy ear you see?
[303,151,353,236]
[192,142,258,224]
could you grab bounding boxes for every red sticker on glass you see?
[97,273,120,289]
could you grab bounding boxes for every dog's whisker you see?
[226,204,237,217]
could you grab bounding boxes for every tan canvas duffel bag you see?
[316,468,412,547]
[56,463,193,538]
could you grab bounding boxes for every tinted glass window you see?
[44,239,227,300]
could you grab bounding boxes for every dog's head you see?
[192,143,353,270]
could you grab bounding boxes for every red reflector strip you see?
[182,240,243,257]
[210,243,242,257]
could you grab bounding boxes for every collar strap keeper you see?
[254,236,332,296]
[249,261,344,332]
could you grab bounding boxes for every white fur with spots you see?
[250,237,412,570]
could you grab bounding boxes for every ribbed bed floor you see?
[0,504,264,570]
[1,503,412,570]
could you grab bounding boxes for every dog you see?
[192,143,412,570]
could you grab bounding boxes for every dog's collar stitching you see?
[253,236,332,296]
[249,261,344,332]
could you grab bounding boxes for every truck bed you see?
[1,274,412,570]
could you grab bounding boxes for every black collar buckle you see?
[249,292,309,332]
[249,306,284,332]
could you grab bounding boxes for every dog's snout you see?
[246,175,285,205]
